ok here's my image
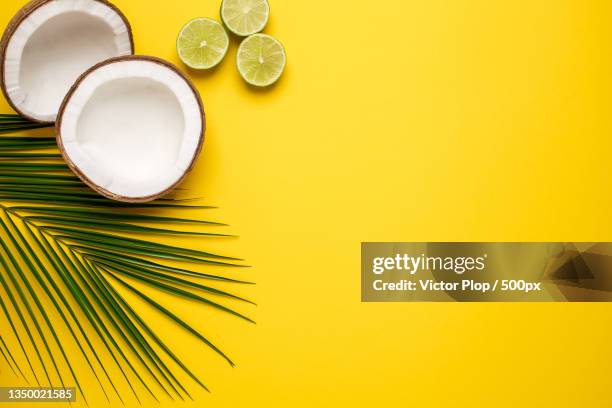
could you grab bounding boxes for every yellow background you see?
[2,0,612,407]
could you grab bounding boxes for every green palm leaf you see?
[0,114,253,403]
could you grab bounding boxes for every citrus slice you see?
[177,18,229,69]
[237,34,286,87]
[221,0,270,37]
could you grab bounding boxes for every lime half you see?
[177,18,229,69]
[221,0,270,37]
[237,34,286,87]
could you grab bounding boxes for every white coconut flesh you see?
[3,0,132,122]
[58,58,204,201]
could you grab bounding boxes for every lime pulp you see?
[177,18,229,69]
[236,34,286,87]
[221,0,270,37]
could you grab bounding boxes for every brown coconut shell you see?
[0,0,134,123]
[55,55,206,203]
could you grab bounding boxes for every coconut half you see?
[0,0,133,123]
[56,56,205,202]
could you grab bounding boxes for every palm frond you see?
[0,115,51,133]
[0,114,252,403]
